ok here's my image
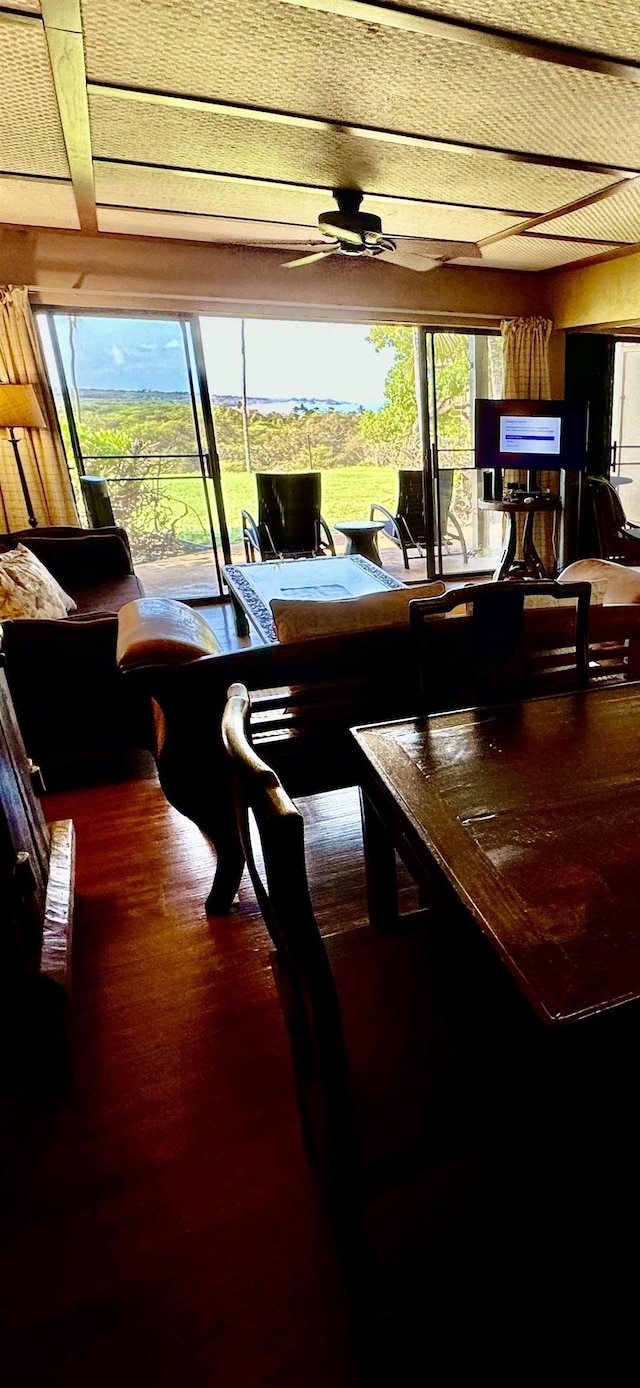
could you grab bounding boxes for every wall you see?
[548,246,640,333]
[0,226,551,328]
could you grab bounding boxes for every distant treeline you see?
[70,392,420,472]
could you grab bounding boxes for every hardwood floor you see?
[1,769,376,1388]
[4,756,639,1382]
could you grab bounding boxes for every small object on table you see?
[334,519,386,567]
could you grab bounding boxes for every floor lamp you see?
[0,383,47,529]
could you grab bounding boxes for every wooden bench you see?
[119,600,640,916]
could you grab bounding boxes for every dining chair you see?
[241,471,335,561]
[410,578,592,713]
[221,681,485,1376]
[370,468,468,568]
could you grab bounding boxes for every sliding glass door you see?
[38,311,505,597]
[197,316,424,581]
[38,312,226,599]
[424,329,504,577]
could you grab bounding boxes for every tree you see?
[358,326,475,525]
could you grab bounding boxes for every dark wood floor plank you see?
[1,772,364,1387]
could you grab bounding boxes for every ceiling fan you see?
[282,188,482,272]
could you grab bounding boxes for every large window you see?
[200,317,504,580]
[38,313,224,599]
[38,311,504,597]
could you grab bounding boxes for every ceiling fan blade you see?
[282,248,339,268]
[378,248,440,272]
[395,237,483,262]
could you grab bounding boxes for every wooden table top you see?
[478,495,561,514]
[352,682,640,1026]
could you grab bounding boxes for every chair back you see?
[221,682,356,1184]
[256,472,322,557]
[396,469,427,545]
[586,475,631,561]
[410,579,591,712]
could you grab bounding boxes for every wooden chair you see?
[586,474,640,565]
[409,579,591,713]
[221,682,487,1374]
[370,468,468,568]
[241,471,335,561]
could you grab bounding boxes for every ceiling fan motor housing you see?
[318,208,383,242]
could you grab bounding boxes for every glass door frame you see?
[421,324,500,580]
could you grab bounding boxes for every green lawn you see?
[105,466,403,553]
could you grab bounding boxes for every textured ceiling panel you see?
[89,92,615,214]
[376,0,640,64]
[541,181,640,240]
[96,207,324,244]
[0,176,79,229]
[458,234,622,271]
[94,162,519,239]
[0,16,70,177]
[81,0,640,168]
[10,1,41,10]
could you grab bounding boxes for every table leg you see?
[359,787,399,930]
[230,594,250,638]
[522,512,549,578]
[493,512,518,581]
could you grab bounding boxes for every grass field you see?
[105,466,405,552]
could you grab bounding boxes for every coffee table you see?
[224,554,405,644]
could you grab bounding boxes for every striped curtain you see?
[501,315,557,574]
[0,286,78,531]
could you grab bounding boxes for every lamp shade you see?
[0,383,47,430]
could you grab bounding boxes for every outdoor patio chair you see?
[241,471,335,562]
[370,468,468,568]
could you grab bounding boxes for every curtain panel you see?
[0,287,78,531]
[500,315,557,574]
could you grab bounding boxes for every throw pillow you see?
[0,543,77,621]
[270,580,446,643]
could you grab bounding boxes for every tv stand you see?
[479,493,562,580]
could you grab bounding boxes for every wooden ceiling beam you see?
[88,81,640,181]
[280,0,640,85]
[41,0,96,232]
[479,175,640,249]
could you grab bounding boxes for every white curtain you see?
[501,315,557,573]
[0,286,79,532]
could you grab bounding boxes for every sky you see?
[49,314,396,407]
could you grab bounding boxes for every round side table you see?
[334,520,386,567]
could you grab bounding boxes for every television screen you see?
[475,398,589,471]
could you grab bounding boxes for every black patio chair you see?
[370,468,468,568]
[241,471,335,562]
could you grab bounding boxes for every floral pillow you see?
[0,543,77,620]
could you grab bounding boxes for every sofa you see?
[117,575,640,915]
[0,526,150,784]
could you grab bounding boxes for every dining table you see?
[352,680,640,1028]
